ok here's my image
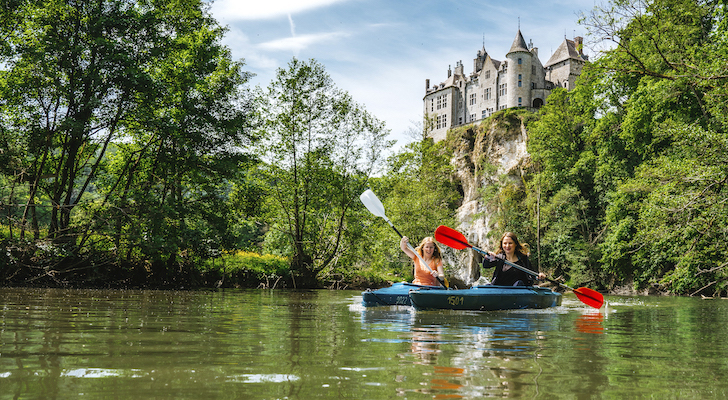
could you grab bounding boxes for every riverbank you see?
[1,243,673,295]
[1,244,390,290]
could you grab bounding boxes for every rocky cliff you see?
[443,111,534,286]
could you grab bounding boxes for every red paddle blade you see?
[573,287,604,309]
[434,225,471,250]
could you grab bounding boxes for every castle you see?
[424,30,588,141]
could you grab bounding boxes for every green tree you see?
[522,86,604,285]
[583,0,728,294]
[0,0,161,242]
[357,119,460,281]
[255,58,389,287]
[96,2,255,269]
[0,0,254,284]
[382,140,459,239]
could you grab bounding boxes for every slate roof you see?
[544,38,586,68]
[507,30,530,54]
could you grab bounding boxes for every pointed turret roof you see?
[544,38,587,68]
[507,30,530,54]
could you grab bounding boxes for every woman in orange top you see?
[400,236,445,286]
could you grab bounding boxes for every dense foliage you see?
[253,58,390,287]
[359,135,461,282]
[512,0,728,295]
[0,0,256,286]
[1,0,726,295]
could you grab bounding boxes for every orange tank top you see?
[412,257,442,286]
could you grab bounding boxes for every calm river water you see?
[1,287,727,399]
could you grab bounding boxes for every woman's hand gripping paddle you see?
[434,225,603,308]
[360,190,447,288]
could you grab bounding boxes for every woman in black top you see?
[482,232,545,286]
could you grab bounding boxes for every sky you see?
[208,0,598,152]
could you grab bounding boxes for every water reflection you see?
[2,289,727,399]
[575,312,604,334]
[410,325,442,364]
[430,365,466,399]
[359,304,568,398]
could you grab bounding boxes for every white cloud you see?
[288,14,296,36]
[331,49,465,151]
[257,31,349,53]
[211,0,350,21]
[216,28,278,72]
[208,0,595,153]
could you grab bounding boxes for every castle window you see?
[436,114,447,129]
[518,74,522,87]
[469,93,476,105]
[499,83,507,96]
[485,88,491,100]
[485,70,490,79]
[518,97,522,106]
[482,109,487,119]
[470,113,476,122]
[436,94,448,110]
[518,58,522,65]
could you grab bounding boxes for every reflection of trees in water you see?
[366,307,595,398]
[404,310,564,398]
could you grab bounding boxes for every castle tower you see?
[423,27,586,141]
[544,36,588,90]
[505,30,532,108]
[473,45,487,73]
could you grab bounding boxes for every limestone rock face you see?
[443,113,531,287]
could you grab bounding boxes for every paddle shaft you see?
[359,190,446,288]
[471,244,586,293]
[435,225,547,282]
[465,242,544,281]
[386,220,446,288]
[434,224,604,308]
[497,253,602,308]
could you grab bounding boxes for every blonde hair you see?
[416,237,443,263]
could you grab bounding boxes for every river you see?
[1,287,727,399]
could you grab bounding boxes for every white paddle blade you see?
[360,189,387,219]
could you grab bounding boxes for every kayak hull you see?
[362,282,440,307]
[409,285,562,311]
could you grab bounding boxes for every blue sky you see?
[208,0,597,151]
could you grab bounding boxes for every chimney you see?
[448,65,452,78]
[455,60,464,76]
[574,36,584,55]
[426,79,430,90]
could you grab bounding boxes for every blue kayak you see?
[361,282,441,307]
[409,285,562,311]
